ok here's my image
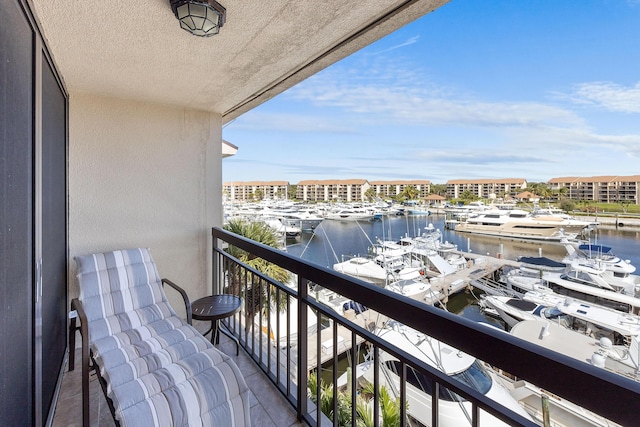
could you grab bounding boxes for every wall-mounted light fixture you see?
[170,0,226,37]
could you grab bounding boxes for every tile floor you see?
[51,331,306,427]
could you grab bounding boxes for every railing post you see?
[297,274,308,421]
[212,230,221,295]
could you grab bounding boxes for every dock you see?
[426,250,521,303]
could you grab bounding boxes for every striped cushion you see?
[76,248,250,426]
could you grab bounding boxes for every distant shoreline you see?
[573,215,640,230]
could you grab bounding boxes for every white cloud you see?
[286,62,640,155]
[370,36,420,55]
[290,67,587,130]
[560,81,640,113]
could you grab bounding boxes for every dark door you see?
[41,52,68,425]
[1,1,68,425]
[0,1,35,425]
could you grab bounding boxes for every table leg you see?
[201,318,239,355]
[218,321,240,355]
[211,320,220,345]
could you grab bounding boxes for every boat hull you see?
[454,210,589,242]
[454,221,587,242]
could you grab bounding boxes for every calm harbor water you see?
[286,213,640,268]
[285,213,640,327]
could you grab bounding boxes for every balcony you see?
[55,227,639,426]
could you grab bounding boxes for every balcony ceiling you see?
[30,0,448,122]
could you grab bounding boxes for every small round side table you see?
[191,294,242,355]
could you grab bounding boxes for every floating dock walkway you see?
[427,250,520,304]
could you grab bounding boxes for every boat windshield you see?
[385,359,492,402]
[536,306,565,320]
[450,360,493,396]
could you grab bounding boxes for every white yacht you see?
[497,319,630,427]
[332,254,424,285]
[262,217,302,237]
[278,208,324,231]
[324,207,375,221]
[454,209,590,242]
[340,321,533,427]
[375,226,468,277]
[504,261,640,314]
[505,377,623,427]
[524,290,640,344]
[511,319,640,382]
[484,289,640,345]
[481,294,565,328]
[563,242,638,278]
[385,277,438,304]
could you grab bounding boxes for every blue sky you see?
[223,0,640,185]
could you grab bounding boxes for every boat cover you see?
[518,256,566,268]
[578,244,612,253]
[343,300,367,314]
[506,298,538,311]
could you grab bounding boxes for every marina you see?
[283,211,639,309]
[230,204,640,425]
[224,203,640,323]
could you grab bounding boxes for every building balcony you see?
[54,227,639,426]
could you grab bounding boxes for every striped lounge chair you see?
[68,248,251,427]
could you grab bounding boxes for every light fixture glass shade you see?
[171,0,226,37]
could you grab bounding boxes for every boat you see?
[511,319,640,381]
[483,288,640,345]
[503,261,640,314]
[257,297,320,348]
[517,256,567,274]
[563,242,638,278]
[278,208,324,231]
[505,377,622,427]
[385,277,439,304]
[496,319,639,426]
[523,290,640,345]
[339,321,534,427]
[375,225,468,277]
[453,209,590,242]
[332,254,424,285]
[407,207,431,215]
[324,207,376,221]
[262,217,302,237]
[444,200,490,215]
[479,324,627,426]
[480,294,565,328]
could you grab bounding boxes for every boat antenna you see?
[355,220,375,247]
[316,222,340,265]
[299,227,317,258]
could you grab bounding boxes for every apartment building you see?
[223,181,289,201]
[296,179,370,202]
[548,175,640,204]
[369,180,431,199]
[445,178,527,199]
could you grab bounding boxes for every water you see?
[286,213,640,268]
[285,213,640,326]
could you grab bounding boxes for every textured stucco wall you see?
[68,92,222,307]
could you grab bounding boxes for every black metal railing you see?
[212,227,639,426]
